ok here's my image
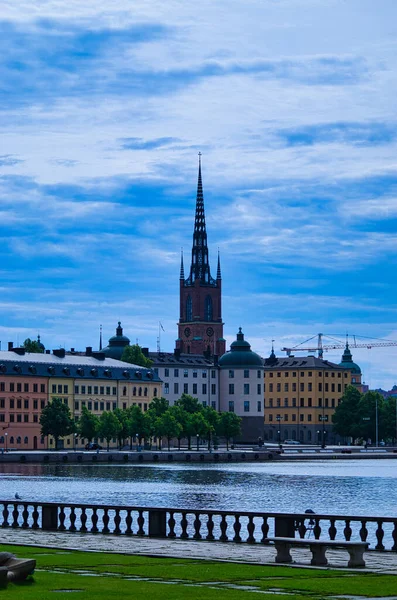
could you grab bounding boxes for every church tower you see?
[176,155,225,356]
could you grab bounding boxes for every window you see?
[64,385,68,394]
[318,383,322,392]
[202,371,207,378]
[81,386,86,394]
[269,398,273,407]
[257,383,261,394]
[277,383,281,392]
[24,400,29,409]
[184,383,188,394]
[292,414,296,422]
[284,398,288,407]
[211,384,216,395]
[164,368,169,377]
[24,383,29,392]
[308,398,312,407]
[300,383,304,392]
[325,372,329,377]
[292,372,297,377]
[229,383,234,395]
[33,383,38,392]
[106,387,110,395]
[284,414,288,422]
[57,384,62,394]
[100,402,104,411]
[88,401,92,410]
[257,370,261,378]
[308,383,312,391]
[244,369,249,378]
[192,383,197,394]
[331,383,335,392]
[164,383,169,394]
[300,398,304,407]
[292,383,296,392]
[10,383,15,392]
[186,295,192,321]
[133,387,136,396]
[211,370,216,379]
[17,383,22,392]
[17,414,22,422]
[17,399,21,409]
[300,372,304,377]
[269,372,273,378]
[33,415,38,423]
[94,402,98,411]
[269,383,273,392]
[205,295,213,321]
[184,369,188,378]
[277,398,281,407]
[325,383,329,392]
[100,386,104,394]
[10,414,14,422]
[138,387,142,396]
[284,383,288,392]
[106,402,110,410]
[308,414,312,422]
[300,414,304,422]
[112,387,117,395]
[40,400,45,409]
[112,402,116,410]
[257,400,262,412]
[94,386,99,394]
[244,384,250,395]
[10,399,14,409]
[277,372,281,378]
[75,401,79,410]
[325,398,329,407]
[318,398,322,407]
[52,384,56,394]
[0,383,4,392]
[174,369,179,377]
[174,383,179,394]
[33,400,38,409]
[122,386,127,396]
[41,384,45,393]
[211,401,216,410]
[229,370,234,378]
[269,414,273,422]
[229,400,235,412]
[193,370,198,378]
[244,401,250,412]
[308,372,312,377]
[202,383,207,394]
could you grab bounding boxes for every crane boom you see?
[281,340,397,358]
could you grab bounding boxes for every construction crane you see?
[281,333,397,359]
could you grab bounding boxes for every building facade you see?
[263,345,362,445]
[0,348,161,451]
[176,155,226,356]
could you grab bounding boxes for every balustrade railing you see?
[1,500,396,551]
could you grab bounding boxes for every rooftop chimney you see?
[8,342,13,351]
[12,347,25,356]
[86,346,92,356]
[53,348,65,358]
[174,348,181,359]
[141,347,149,358]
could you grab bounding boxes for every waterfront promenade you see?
[2,528,397,573]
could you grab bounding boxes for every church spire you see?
[188,152,213,284]
[180,249,184,279]
[217,249,221,280]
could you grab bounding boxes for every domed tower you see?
[219,328,264,442]
[339,341,362,387]
[102,322,130,360]
[176,154,225,356]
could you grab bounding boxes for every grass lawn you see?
[2,543,397,599]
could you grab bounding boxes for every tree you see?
[121,344,153,368]
[175,394,203,414]
[98,411,121,451]
[113,408,130,449]
[127,405,152,448]
[40,397,75,449]
[203,406,220,450]
[218,412,242,450]
[148,397,169,418]
[187,412,208,450]
[78,406,99,443]
[23,337,44,353]
[332,386,362,440]
[155,412,182,451]
[168,405,189,450]
[357,391,387,443]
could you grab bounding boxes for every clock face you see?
[184,327,191,338]
[206,327,214,337]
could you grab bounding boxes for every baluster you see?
[125,510,133,536]
[102,509,110,534]
[137,510,145,536]
[114,509,121,535]
[220,515,228,541]
[247,516,255,543]
[313,518,321,540]
[2,504,9,528]
[359,520,368,542]
[261,517,269,543]
[12,504,19,528]
[180,512,189,539]
[69,507,77,532]
[392,522,397,552]
[206,514,215,541]
[343,519,352,541]
[233,515,242,543]
[193,512,202,540]
[59,506,66,531]
[80,508,87,532]
[328,519,337,540]
[22,505,29,529]
[168,512,176,538]
[32,505,39,529]
[91,508,99,533]
[298,519,307,539]
[375,520,385,550]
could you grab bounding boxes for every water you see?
[0,459,397,517]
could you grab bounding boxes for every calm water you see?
[0,459,397,516]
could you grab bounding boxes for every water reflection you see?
[0,460,396,516]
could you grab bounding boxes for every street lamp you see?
[136,433,139,452]
[375,396,379,447]
[319,415,328,448]
[5,432,7,453]
[74,433,78,451]
[317,430,321,445]
[276,415,282,444]
[196,433,199,451]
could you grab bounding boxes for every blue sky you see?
[1,0,397,388]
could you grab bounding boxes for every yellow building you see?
[263,344,362,445]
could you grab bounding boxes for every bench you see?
[265,537,369,567]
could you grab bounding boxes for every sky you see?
[1,0,397,389]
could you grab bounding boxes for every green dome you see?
[219,328,264,368]
[339,343,361,374]
[102,322,130,360]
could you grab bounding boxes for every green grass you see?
[1,544,396,599]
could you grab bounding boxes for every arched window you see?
[17,436,21,444]
[205,295,213,321]
[133,387,136,396]
[24,436,28,444]
[10,436,14,444]
[307,431,312,442]
[153,388,157,397]
[138,387,142,397]
[144,387,148,397]
[123,386,127,396]
[186,295,192,321]
[0,436,3,443]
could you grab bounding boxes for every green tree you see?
[187,412,208,450]
[332,386,362,439]
[78,406,99,443]
[40,397,75,449]
[121,344,153,368]
[148,397,169,418]
[113,408,130,449]
[169,405,189,450]
[218,412,242,450]
[23,337,44,353]
[98,411,121,451]
[127,405,152,448]
[155,412,182,451]
[175,393,203,414]
[357,391,387,443]
[203,406,220,450]
[384,397,397,442]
